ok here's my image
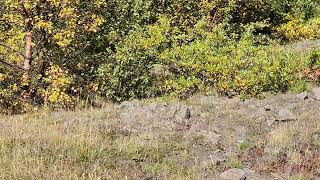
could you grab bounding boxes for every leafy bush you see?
[298,48,320,83]
[161,27,303,98]
[96,18,169,101]
[97,17,306,100]
[40,64,75,108]
[0,72,27,114]
[1,0,320,112]
[277,17,320,41]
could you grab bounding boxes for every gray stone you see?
[296,92,309,100]
[199,96,219,107]
[266,116,276,126]
[220,168,246,180]
[190,106,202,117]
[245,170,271,180]
[311,87,320,101]
[119,112,134,121]
[118,101,132,109]
[197,130,221,145]
[276,109,297,121]
[131,99,140,106]
[175,105,191,120]
[145,103,158,112]
[200,112,209,118]
[235,126,248,143]
[209,151,226,165]
[165,105,177,119]
[226,97,241,104]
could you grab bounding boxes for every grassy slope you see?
[0,107,212,179]
[0,92,320,179]
[0,40,319,179]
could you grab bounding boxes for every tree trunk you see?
[21,0,33,100]
[22,30,32,85]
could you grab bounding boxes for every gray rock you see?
[119,112,134,121]
[175,105,191,120]
[190,106,202,117]
[131,99,140,106]
[200,112,209,118]
[276,109,297,121]
[197,130,221,145]
[220,168,246,180]
[145,103,158,112]
[118,101,132,109]
[226,97,241,105]
[199,96,219,107]
[263,105,275,112]
[235,126,248,143]
[165,105,177,119]
[311,87,320,101]
[296,92,309,100]
[210,151,226,165]
[266,116,276,126]
[118,99,141,109]
[245,170,271,180]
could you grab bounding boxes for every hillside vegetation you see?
[0,92,320,179]
[1,0,320,113]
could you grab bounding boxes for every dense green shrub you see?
[97,17,306,100]
[298,48,320,83]
[160,27,303,98]
[1,0,320,112]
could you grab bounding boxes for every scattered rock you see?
[165,105,177,119]
[119,112,135,121]
[210,151,226,165]
[220,168,246,180]
[264,105,275,112]
[311,87,320,101]
[200,130,221,144]
[145,103,158,112]
[199,96,219,107]
[276,109,297,121]
[118,101,132,109]
[226,97,241,105]
[266,116,276,126]
[175,105,191,120]
[200,112,209,118]
[296,92,309,100]
[190,106,202,117]
[243,169,274,180]
[235,126,248,144]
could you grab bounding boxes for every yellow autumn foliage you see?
[277,17,320,41]
[41,65,74,107]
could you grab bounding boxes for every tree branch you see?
[0,43,25,57]
[0,58,24,71]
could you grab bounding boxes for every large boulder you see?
[276,108,297,122]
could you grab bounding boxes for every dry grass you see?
[0,107,216,179]
[1,96,320,179]
[240,119,320,179]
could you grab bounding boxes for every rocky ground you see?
[113,88,320,179]
[1,88,320,179]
